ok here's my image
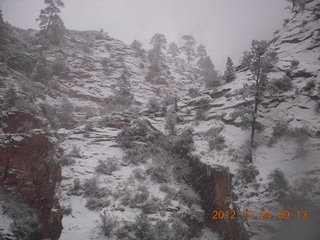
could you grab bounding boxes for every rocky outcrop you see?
[0,113,62,239]
[188,158,248,240]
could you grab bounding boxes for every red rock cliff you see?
[0,112,62,239]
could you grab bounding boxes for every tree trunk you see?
[248,56,261,163]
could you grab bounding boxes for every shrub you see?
[302,80,315,92]
[31,56,52,82]
[95,158,119,175]
[134,214,152,240]
[165,113,177,135]
[69,178,82,195]
[283,18,290,28]
[152,220,170,240]
[100,212,118,237]
[290,59,299,68]
[269,120,289,145]
[172,127,195,156]
[132,168,146,180]
[70,145,81,157]
[10,216,42,240]
[188,88,200,98]
[84,121,94,131]
[147,97,161,113]
[60,156,76,166]
[60,205,72,216]
[208,135,226,151]
[268,169,290,205]
[170,218,189,240]
[85,197,111,211]
[269,75,293,92]
[3,87,18,109]
[52,57,69,76]
[160,184,178,198]
[58,97,76,129]
[132,185,150,205]
[123,147,150,165]
[179,188,200,207]
[147,165,170,183]
[114,221,133,239]
[82,177,105,198]
[142,197,162,214]
[237,161,259,184]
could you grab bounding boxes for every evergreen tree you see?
[223,57,236,83]
[196,44,207,59]
[181,35,195,64]
[4,88,17,108]
[37,0,65,45]
[148,33,167,66]
[31,55,52,82]
[167,42,180,58]
[198,56,220,88]
[130,40,145,58]
[114,69,134,105]
[241,40,277,163]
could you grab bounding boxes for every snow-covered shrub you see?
[84,121,94,131]
[85,197,111,211]
[208,135,227,151]
[123,146,150,165]
[269,120,289,145]
[160,184,178,199]
[151,220,170,240]
[60,205,72,216]
[142,197,163,214]
[147,97,161,113]
[95,158,119,175]
[57,97,76,129]
[69,178,82,195]
[133,214,152,240]
[31,56,52,82]
[170,218,189,240]
[82,45,92,54]
[165,113,177,135]
[10,216,42,240]
[99,212,118,237]
[179,188,200,207]
[147,165,170,183]
[114,220,134,239]
[60,155,75,166]
[302,79,315,92]
[132,185,150,205]
[118,119,159,148]
[70,145,81,157]
[83,177,105,198]
[237,161,259,184]
[188,88,200,98]
[132,168,146,180]
[290,59,299,68]
[269,75,293,92]
[3,87,17,109]
[52,57,69,76]
[172,127,195,156]
[268,169,290,205]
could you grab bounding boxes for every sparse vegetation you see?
[95,158,119,175]
[99,212,118,237]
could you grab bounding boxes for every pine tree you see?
[223,57,236,83]
[4,88,17,108]
[167,42,180,58]
[198,56,220,88]
[196,44,207,59]
[114,69,134,105]
[241,40,277,163]
[37,0,65,45]
[181,35,195,64]
[130,40,145,58]
[31,55,52,82]
[148,33,167,66]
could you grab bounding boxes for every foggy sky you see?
[0,0,292,71]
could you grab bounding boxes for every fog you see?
[0,0,291,71]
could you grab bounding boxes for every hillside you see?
[1,1,320,240]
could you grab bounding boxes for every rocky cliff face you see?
[0,112,62,239]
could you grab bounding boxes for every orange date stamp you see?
[212,210,309,220]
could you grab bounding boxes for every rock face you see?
[188,158,248,240]
[0,112,62,240]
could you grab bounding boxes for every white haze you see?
[0,0,292,71]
